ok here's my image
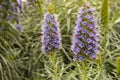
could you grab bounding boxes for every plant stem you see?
[76,61,87,80]
[81,61,87,80]
[50,53,58,80]
[76,62,82,79]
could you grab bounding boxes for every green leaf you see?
[117,57,120,78]
[101,0,109,27]
[67,18,70,32]
[112,9,119,24]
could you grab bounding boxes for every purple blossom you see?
[87,45,92,50]
[90,53,96,59]
[17,0,22,9]
[41,13,61,53]
[83,50,89,55]
[86,38,92,43]
[81,21,87,26]
[73,56,78,61]
[85,3,90,7]
[87,24,93,29]
[81,28,88,34]
[71,3,98,61]
[79,56,85,61]
[6,14,15,21]
[84,15,91,19]
[15,24,23,32]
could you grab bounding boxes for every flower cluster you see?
[41,13,61,53]
[0,0,23,31]
[71,3,98,61]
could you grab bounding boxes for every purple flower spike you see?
[71,3,98,61]
[41,13,61,53]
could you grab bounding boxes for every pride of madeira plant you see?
[41,3,61,80]
[71,3,98,61]
[41,4,61,54]
[71,2,98,80]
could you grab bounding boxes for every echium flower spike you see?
[41,6,61,53]
[71,3,98,61]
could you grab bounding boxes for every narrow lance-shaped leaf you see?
[112,9,119,24]
[117,57,120,78]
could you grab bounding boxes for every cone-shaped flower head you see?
[41,12,61,53]
[71,3,98,61]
